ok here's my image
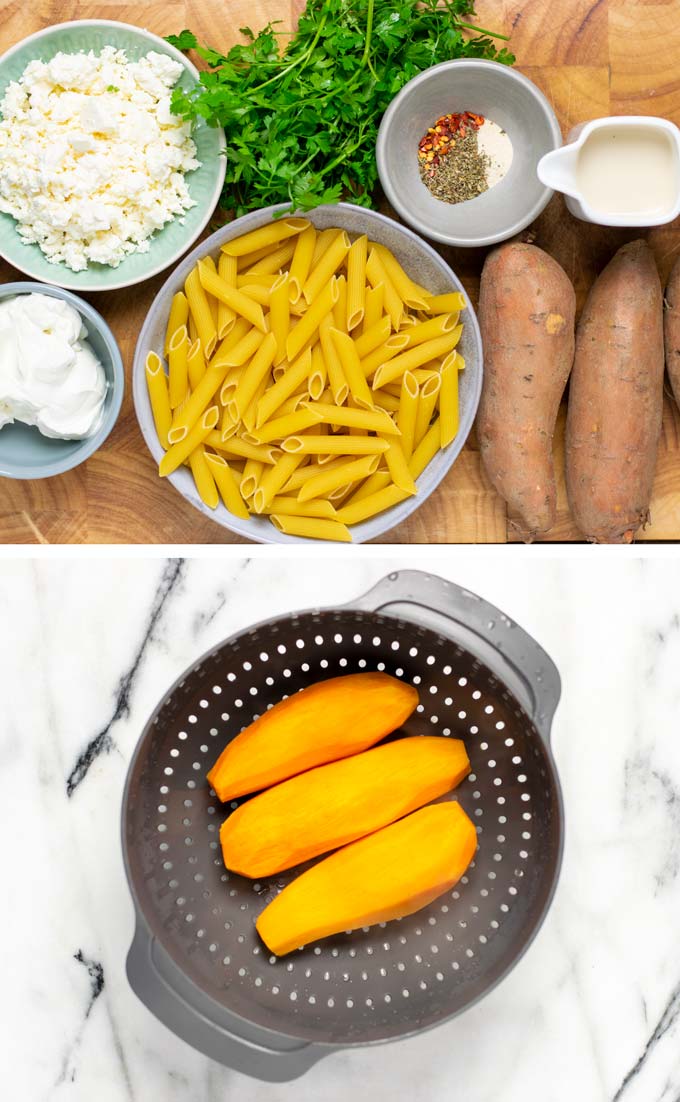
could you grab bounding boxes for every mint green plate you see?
[0,20,226,291]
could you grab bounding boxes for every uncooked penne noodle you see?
[362,282,384,332]
[269,273,290,366]
[366,248,403,328]
[265,496,338,519]
[221,218,309,257]
[373,390,401,414]
[208,436,278,464]
[197,261,267,332]
[397,371,419,459]
[212,317,251,369]
[353,315,392,359]
[241,372,271,434]
[439,358,459,448]
[229,332,277,421]
[345,469,391,505]
[164,291,189,356]
[308,344,327,401]
[187,338,206,391]
[286,278,339,362]
[303,231,350,305]
[372,242,429,309]
[168,324,189,409]
[172,359,233,437]
[270,515,352,542]
[217,253,237,337]
[398,314,418,329]
[415,373,442,446]
[170,388,191,433]
[282,434,389,456]
[372,332,459,389]
[360,334,409,380]
[244,239,296,275]
[240,458,264,499]
[297,454,379,503]
[409,418,441,479]
[280,457,346,493]
[237,283,271,307]
[189,445,219,509]
[333,274,348,333]
[256,349,313,429]
[145,352,172,449]
[329,328,374,409]
[301,400,398,435]
[288,223,316,304]
[188,313,198,344]
[253,407,323,444]
[253,453,304,512]
[204,453,250,519]
[220,364,246,407]
[382,437,417,495]
[235,272,279,289]
[185,267,218,358]
[336,483,408,525]
[319,314,349,405]
[160,406,219,476]
[402,314,456,347]
[422,291,467,314]
[311,228,340,268]
[219,327,264,370]
[200,255,220,326]
[345,234,367,331]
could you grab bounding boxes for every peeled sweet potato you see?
[664,253,680,410]
[477,242,575,540]
[566,239,664,543]
[221,735,470,877]
[256,802,477,956]
[207,672,418,801]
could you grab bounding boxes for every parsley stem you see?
[456,20,511,42]
[361,0,377,79]
[250,10,328,94]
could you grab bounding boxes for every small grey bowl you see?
[0,283,124,479]
[133,202,483,544]
[377,59,562,248]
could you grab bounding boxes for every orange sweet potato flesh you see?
[566,240,664,543]
[256,802,477,956]
[221,735,470,877]
[207,672,419,802]
[477,242,575,541]
[664,254,680,411]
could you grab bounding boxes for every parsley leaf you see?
[167,0,513,216]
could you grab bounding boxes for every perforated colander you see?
[122,571,564,1081]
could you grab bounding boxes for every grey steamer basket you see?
[122,571,564,1082]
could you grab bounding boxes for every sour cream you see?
[0,293,107,439]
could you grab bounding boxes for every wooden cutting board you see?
[1,0,680,544]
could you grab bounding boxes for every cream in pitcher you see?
[537,115,680,226]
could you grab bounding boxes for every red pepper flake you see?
[417,110,484,169]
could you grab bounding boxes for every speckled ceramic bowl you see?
[377,59,562,247]
[133,202,483,544]
[0,282,124,479]
[0,20,226,291]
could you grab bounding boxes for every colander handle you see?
[349,570,560,738]
[126,922,331,1081]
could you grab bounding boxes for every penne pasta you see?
[301,400,398,435]
[197,260,267,332]
[221,218,309,257]
[265,496,338,519]
[240,458,264,499]
[345,469,391,505]
[336,483,408,526]
[204,453,250,519]
[382,437,417,495]
[187,339,206,391]
[253,453,304,513]
[282,434,389,456]
[168,324,189,409]
[241,372,271,434]
[311,227,340,268]
[256,348,313,429]
[185,267,218,358]
[421,291,467,314]
[189,445,219,509]
[303,231,350,304]
[297,453,379,503]
[414,373,442,446]
[360,333,409,380]
[164,291,189,356]
[171,359,232,438]
[397,371,419,460]
[362,282,385,332]
[353,315,392,359]
[237,283,272,307]
[229,331,277,422]
[243,239,296,276]
[439,357,459,447]
[308,343,327,401]
[372,332,460,389]
[145,351,172,449]
[372,242,430,309]
[329,328,374,410]
[346,234,367,331]
[217,253,237,338]
[270,514,352,542]
[253,407,324,444]
[333,274,348,333]
[319,314,349,405]
[280,457,346,493]
[269,272,291,366]
[402,313,456,347]
[207,435,278,464]
[288,223,316,304]
[366,248,403,328]
[160,406,219,476]
[410,418,441,479]
[287,277,339,362]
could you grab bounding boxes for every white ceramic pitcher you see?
[537,115,680,226]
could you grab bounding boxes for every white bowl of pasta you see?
[132,202,482,543]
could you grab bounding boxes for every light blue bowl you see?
[0,282,124,479]
[0,20,226,291]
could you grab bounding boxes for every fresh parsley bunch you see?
[167,0,513,217]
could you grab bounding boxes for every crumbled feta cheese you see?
[0,46,201,271]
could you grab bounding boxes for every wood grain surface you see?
[2,0,680,543]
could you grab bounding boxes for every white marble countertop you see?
[1,553,679,1101]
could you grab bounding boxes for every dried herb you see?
[166,0,513,217]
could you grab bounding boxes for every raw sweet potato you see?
[664,254,680,410]
[477,243,576,540]
[566,239,664,543]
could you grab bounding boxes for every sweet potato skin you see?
[566,239,664,544]
[477,243,575,540]
[664,254,680,410]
